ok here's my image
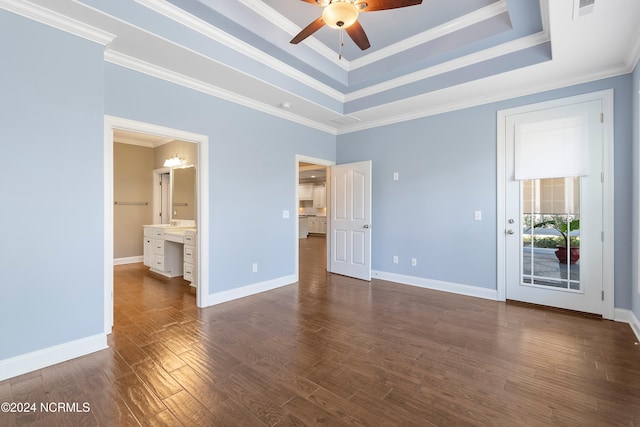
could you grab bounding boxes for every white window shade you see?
[514,114,589,180]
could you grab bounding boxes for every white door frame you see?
[295,154,335,281]
[153,168,170,224]
[497,90,614,319]
[104,116,210,334]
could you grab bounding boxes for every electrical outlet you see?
[411,258,417,267]
[252,263,258,273]
[393,172,399,181]
[393,255,398,264]
[474,210,482,221]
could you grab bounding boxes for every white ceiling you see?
[5,0,640,134]
[113,129,176,148]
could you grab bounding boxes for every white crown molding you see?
[236,0,350,71]
[113,135,155,147]
[238,0,509,73]
[113,134,174,148]
[0,0,115,45]
[625,29,640,71]
[105,50,337,135]
[130,0,556,126]
[345,31,550,102]
[540,0,550,36]
[338,62,630,135]
[134,0,345,103]
[349,0,508,70]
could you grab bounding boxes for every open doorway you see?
[104,116,210,334]
[112,130,197,264]
[295,155,334,281]
[295,156,374,282]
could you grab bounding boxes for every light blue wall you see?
[632,60,640,321]
[337,76,634,308]
[0,11,105,359]
[1,5,636,371]
[104,64,336,293]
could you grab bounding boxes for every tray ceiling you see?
[5,0,640,134]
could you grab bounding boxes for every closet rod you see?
[114,201,148,206]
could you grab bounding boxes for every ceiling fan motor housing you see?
[322,1,359,29]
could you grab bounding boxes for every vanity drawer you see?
[184,246,195,263]
[154,257,165,271]
[154,239,165,255]
[183,262,195,282]
[184,232,196,245]
[144,227,165,238]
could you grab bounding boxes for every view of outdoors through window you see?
[521,177,581,291]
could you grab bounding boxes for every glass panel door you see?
[503,96,605,315]
[521,177,581,291]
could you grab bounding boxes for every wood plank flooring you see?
[2,235,640,425]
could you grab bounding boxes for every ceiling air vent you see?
[330,116,361,125]
[574,0,595,19]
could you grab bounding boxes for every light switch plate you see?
[474,210,482,221]
[283,210,290,219]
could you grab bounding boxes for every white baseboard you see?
[204,274,296,307]
[614,308,640,342]
[0,333,107,382]
[372,270,498,301]
[373,272,640,340]
[113,256,143,265]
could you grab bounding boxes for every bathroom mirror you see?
[172,166,196,220]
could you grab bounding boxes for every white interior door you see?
[504,99,604,314]
[330,161,372,281]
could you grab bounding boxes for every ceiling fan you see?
[290,0,423,54]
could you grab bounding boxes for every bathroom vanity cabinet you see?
[183,230,197,287]
[143,225,195,279]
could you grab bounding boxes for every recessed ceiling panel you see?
[266,0,500,60]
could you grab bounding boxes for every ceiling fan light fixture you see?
[322,1,359,29]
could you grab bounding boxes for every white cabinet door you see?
[318,217,327,234]
[299,184,313,200]
[308,217,317,233]
[143,238,154,267]
[313,184,326,208]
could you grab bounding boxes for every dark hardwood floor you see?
[2,235,640,425]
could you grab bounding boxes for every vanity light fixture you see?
[163,154,185,168]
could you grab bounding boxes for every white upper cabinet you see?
[313,184,326,208]
[299,184,313,200]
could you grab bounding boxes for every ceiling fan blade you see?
[345,20,371,50]
[290,17,325,44]
[361,0,422,12]
[299,0,319,4]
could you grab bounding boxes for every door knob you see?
[363,224,372,229]
[507,229,515,235]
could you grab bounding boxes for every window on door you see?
[521,176,581,292]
